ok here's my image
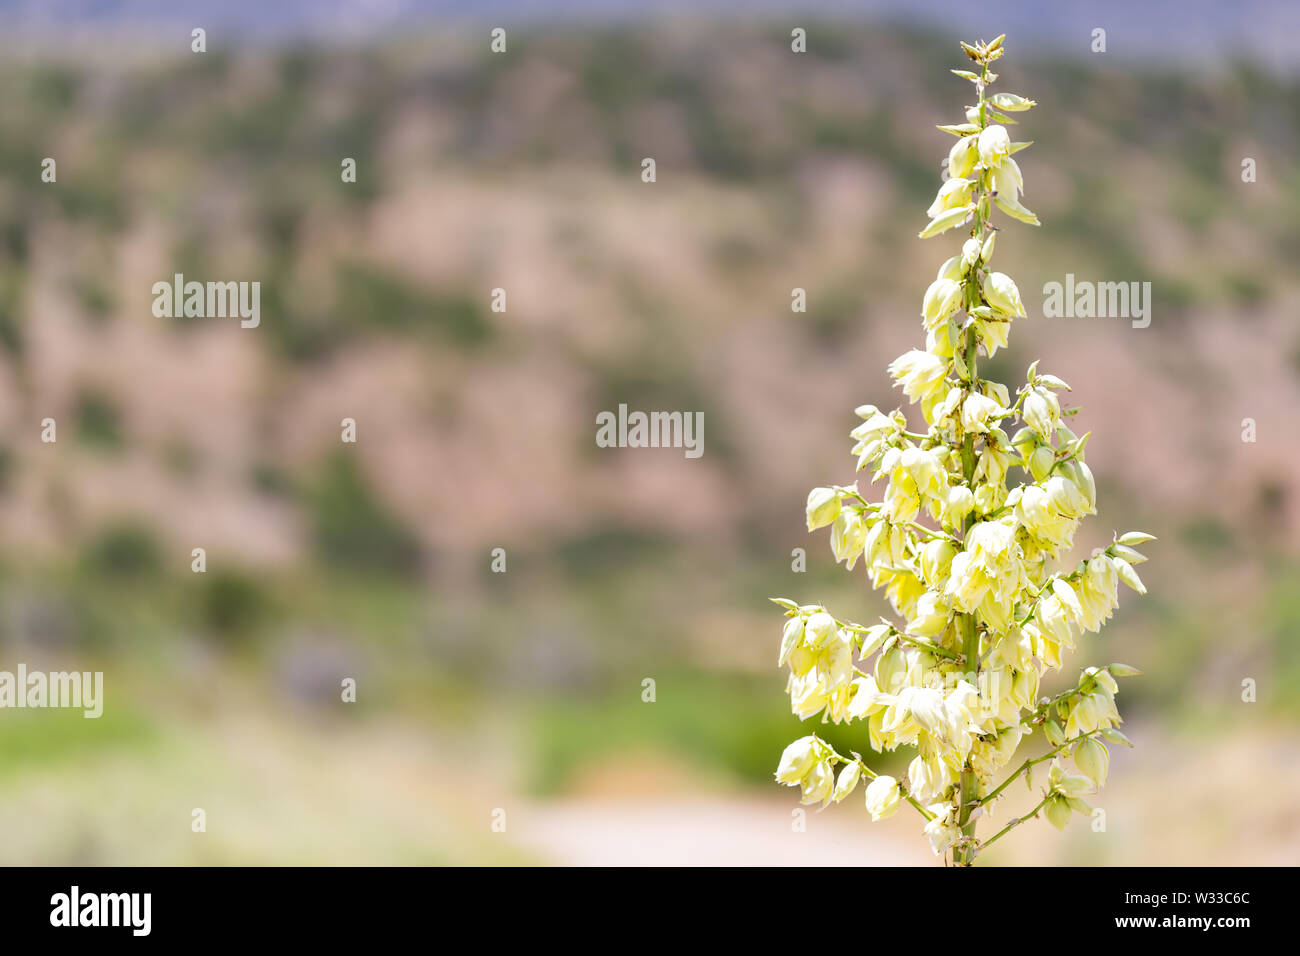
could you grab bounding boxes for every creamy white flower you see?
[982,271,1026,317]
[883,469,922,523]
[906,592,946,640]
[1048,760,1094,799]
[1066,459,1097,511]
[992,156,1023,203]
[941,484,975,526]
[923,803,962,855]
[850,411,895,442]
[846,675,891,720]
[908,753,947,804]
[936,255,964,283]
[1065,689,1120,738]
[803,611,838,648]
[1074,736,1109,787]
[1016,483,1076,549]
[1027,444,1055,482]
[925,323,956,362]
[927,177,975,219]
[864,775,903,821]
[778,617,804,666]
[830,511,867,569]
[919,538,958,588]
[966,519,1016,563]
[1022,386,1059,439]
[775,735,820,784]
[874,644,909,695]
[1044,474,1089,518]
[960,392,1008,434]
[806,487,841,531]
[786,671,828,720]
[1044,794,1073,830]
[943,680,986,746]
[947,134,978,179]
[977,124,1011,166]
[772,45,1149,862]
[1077,555,1119,631]
[833,762,862,802]
[899,446,944,498]
[889,349,948,404]
[989,92,1036,112]
[922,277,964,328]
[1035,592,1073,645]
[944,550,993,612]
[801,758,836,805]
[900,686,946,735]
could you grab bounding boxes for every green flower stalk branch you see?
[771,36,1154,866]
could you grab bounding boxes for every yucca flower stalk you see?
[772,36,1154,866]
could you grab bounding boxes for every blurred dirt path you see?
[510,796,930,866]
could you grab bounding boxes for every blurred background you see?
[0,0,1298,865]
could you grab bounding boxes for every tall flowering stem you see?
[771,36,1154,866]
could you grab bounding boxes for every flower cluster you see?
[771,36,1153,865]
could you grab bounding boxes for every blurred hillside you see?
[1,21,1298,863]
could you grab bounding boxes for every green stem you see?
[953,613,980,865]
[839,754,936,822]
[951,55,994,869]
[979,794,1051,853]
[978,730,1097,807]
[896,632,963,661]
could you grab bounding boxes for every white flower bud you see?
[980,230,996,262]
[833,762,862,802]
[1117,531,1156,547]
[864,775,903,821]
[874,644,908,694]
[919,203,974,239]
[806,487,841,531]
[944,484,975,524]
[908,590,950,638]
[1028,444,1055,482]
[778,617,805,666]
[920,538,958,586]
[947,134,978,178]
[936,255,964,282]
[988,92,1036,112]
[1074,736,1109,787]
[1023,387,1058,439]
[1070,460,1097,511]
[775,735,819,784]
[982,271,1025,317]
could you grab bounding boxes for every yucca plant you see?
[771,35,1153,866]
